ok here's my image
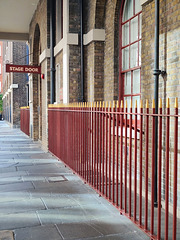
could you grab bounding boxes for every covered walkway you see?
[0,121,149,240]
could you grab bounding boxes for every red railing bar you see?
[151,100,156,235]
[165,99,170,240]
[105,102,108,198]
[102,102,105,195]
[144,100,149,230]
[99,102,102,193]
[116,101,120,206]
[120,101,124,209]
[134,101,137,222]
[108,102,112,200]
[129,103,132,218]
[124,101,128,213]
[96,102,99,189]
[139,100,143,226]
[94,102,97,187]
[157,99,162,240]
[112,101,116,203]
[173,98,178,240]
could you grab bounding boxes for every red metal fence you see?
[48,99,180,240]
[20,107,30,136]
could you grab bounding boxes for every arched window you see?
[120,0,142,110]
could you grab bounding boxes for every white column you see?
[63,0,69,104]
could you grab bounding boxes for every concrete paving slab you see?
[0,176,23,185]
[0,182,34,192]
[0,198,45,214]
[0,212,40,231]
[57,222,102,239]
[14,225,62,240]
[0,230,14,240]
[0,191,30,203]
[41,195,78,209]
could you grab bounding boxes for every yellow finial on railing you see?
[109,101,112,108]
[159,98,162,108]
[152,99,155,108]
[125,100,127,109]
[121,100,123,108]
[103,101,105,108]
[146,99,149,108]
[106,101,108,108]
[97,102,99,108]
[175,98,178,108]
[166,98,170,108]
[94,102,96,107]
[140,99,143,108]
[113,101,115,108]
[117,100,119,108]
[100,101,102,108]
[135,100,137,109]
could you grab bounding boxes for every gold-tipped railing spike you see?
[166,98,170,108]
[159,98,162,108]
[125,100,128,109]
[109,101,112,109]
[103,101,105,108]
[117,100,119,108]
[100,101,102,108]
[135,100,137,109]
[146,99,149,109]
[113,100,115,108]
[175,98,178,108]
[140,99,143,108]
[121,100,123,109]
[97,102,99,108]
[152,99,155,108]
[106,101,108,108]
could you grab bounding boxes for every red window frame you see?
[119,0,142,104]
[119,0,142,128]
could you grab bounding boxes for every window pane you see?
[133,69,140,94]
[123,0,133,22]
[130,43,138,68]
[122,47,129,70]
[135,0,142,14]
[139,40,141,66]
[132,95,140,119]
[124,72,131,94]
[124,96,131,118]
[131,16,138,43]
[139,14,142,39]
[122,22,129,46]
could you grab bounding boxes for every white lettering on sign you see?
[25,67,38,73]
[10,66,24,72]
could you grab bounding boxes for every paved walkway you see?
[0,121,149,240]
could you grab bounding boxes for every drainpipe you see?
[153,0,165,207]
[80,0,84,102]
[50,0,56,104]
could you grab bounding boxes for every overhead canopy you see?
[0,0,39,41]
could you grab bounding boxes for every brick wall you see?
[12,42,28,127]
[29,0,50,149]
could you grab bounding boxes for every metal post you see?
[153,0,160,207]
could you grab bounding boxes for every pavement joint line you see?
[54,224,64,239]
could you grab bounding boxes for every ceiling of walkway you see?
[0,0,39,41]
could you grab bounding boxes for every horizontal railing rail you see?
[48,99,179,240]
[20,106,30,136]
